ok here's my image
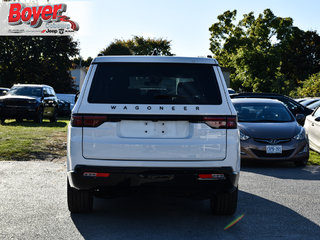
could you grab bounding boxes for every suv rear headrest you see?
[177,82,198,96]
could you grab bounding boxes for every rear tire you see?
[16,118,23,123]
[67,179,93,213]
[50,112,57,123]
[210,187,238,215]
[0,118,5,125]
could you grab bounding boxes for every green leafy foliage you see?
[309,150,320,165]
[294,72,320,97]
[72,57,93,68]
[101,36,173,56]
[209,9,320,94]
[282,30,320,95]
[0,36,79,93]
[101,40,133,55]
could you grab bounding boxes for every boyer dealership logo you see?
[7,2,79,35]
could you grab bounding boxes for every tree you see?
[294,72,320,97]
[0,36,78,93]
[101,36,173,56]
[209,9,320,94]
[281,30,320,94]
[101,40,133,55]
[72,56,93,68]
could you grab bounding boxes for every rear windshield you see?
[88,63,222,104]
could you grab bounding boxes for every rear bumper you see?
[68,165,239,198]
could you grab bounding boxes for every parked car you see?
[306,100,320,110]
[295,98,309,103]
[300,98,320,107]
[228,88,236,94]
[230,92,313,124]
[0,84,58,124]
[67,56,240,215]
[232,98,309,166]
[304,106,320,153]
[56,93,76,112]
[57,99,71,117]
[0,88,9,96]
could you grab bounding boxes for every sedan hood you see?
[238,121,301,139]
[0,95,40,101]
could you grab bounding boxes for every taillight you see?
[203,116,237,129]
[83,172,110,178]
[226,116,237,129]
[71,115,83,127]
[198,174,226,180]
[204,117,227,129]
[71,115,107,127]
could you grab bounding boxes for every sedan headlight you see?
[293,128,306,140]
[240,131,250,141]
[27,99,37,104]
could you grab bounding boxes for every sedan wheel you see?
[34,109,43,123]
[294,158,308,167]
[50,112,57,123]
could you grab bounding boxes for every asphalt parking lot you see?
[0,160,320,240]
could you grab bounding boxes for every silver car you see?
[304,107,320,153]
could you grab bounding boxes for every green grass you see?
[0,119,69,161]
[309,150,320,165]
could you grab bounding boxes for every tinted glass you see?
[88,63,222,104]
[301,99,319,106]
[313,107,320,118]
[9,86,43,97]
[46,88,55,97]
[50,88,56,96]
[234,103,294,122]
[307,100,320,110]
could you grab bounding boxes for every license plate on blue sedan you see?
[266,145,282,154]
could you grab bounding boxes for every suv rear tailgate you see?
[82,116,227,161]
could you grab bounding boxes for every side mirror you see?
[296,114,305,125]
[75,92,80,103]
[315,117,320,122]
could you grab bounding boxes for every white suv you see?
[67,56,240,215]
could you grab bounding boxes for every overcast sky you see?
[61,0,320,59]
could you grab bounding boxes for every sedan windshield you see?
[9,87,43,97]
[234,103,294,122]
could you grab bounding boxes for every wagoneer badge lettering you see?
[110,105,200,111]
